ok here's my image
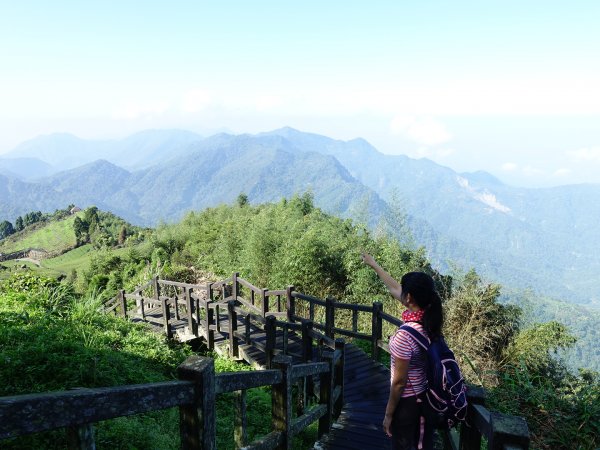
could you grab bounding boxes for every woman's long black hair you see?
[401,271,444,339]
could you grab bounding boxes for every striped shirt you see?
[389,322,428,397]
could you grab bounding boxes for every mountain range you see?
[1,128,599,307]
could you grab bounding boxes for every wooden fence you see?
[1,273,530,449]
[0,351,343,450]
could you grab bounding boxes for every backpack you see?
[400,324,468,429]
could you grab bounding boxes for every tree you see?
[73,217,89,246]
[0,220,15,239]
[118,225,127,245]
[15,216,23,231]
[84,207,99,234]
[237,193,249,207]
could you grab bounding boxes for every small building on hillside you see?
[70,206,82,214]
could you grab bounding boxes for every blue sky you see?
[1,1,599,187]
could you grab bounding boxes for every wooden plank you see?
[331,327,371,340]
[330,301,373,313]
[214,371,283,394]
[240,431,284,450]
[290,362,330,379]
[0,381,194,439]
[290,404,327,435]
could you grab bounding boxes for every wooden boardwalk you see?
[107,276,529,450]
[315,344,391,450]
[128,302,393,449]
[1,275,530,450]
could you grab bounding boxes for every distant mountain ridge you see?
[1,129,203,175]
[2,128,599,307]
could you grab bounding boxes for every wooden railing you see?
[103,273,531,449]
[0,352,343,450]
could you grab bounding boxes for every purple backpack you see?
[400,325,468,429]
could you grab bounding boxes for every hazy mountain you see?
[264,127,600,306]
[103,129,203,168]
[0,133,388,227]
[2,128,599,306]
[0,157,54,180]
[5,133,108,170]
[4,129,202,173]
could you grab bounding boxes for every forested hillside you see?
[1,198,598,448]
[2,128,599,308]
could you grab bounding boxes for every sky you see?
[1,1,599,187]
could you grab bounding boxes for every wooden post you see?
[174,293,180,321]
[184,287,198,337]
[208,283,220,333]
[371,302,383,361]
[301,320,313,363]
[66,423,95,450]
[272,355,293,450]
[318,351,334,437]
[227,300,239,359]
[460,386,486,450]
[282,325,288,355]
[177,356,216,450]
[301,320,315,405]
[286,285,295,322]
[234,390,247,448]
[206,301,215,351]
[162,297,172,339]
[140,295,146,320]
[265,315,277,369]
[333,338,345,419]
[325,297,335,339]
[232,272,239,299]
[119,289,127,318]
[261,288,269,317]
[489,411,530,450]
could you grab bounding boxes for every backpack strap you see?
[399,324,430,351]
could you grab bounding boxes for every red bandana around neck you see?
[402,309,425,323]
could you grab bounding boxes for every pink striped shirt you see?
[389,323,428,397]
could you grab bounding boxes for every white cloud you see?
[567,147,600,163]
[390,116,452,146]
[501,162,518,171]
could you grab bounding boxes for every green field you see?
[40,244,94,275]
[0,259,61,279]
[0,214,80,254]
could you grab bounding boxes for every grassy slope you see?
[0,214,80,254]
[40,244,93,274]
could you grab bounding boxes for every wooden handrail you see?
[0,354,343,450]
[105,277,531,449]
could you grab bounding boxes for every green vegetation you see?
[0,272,316,449]
[0,214,79,254]
[0,271,192,449]
[1,198,598,449]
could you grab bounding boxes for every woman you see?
[361,253,443,450]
